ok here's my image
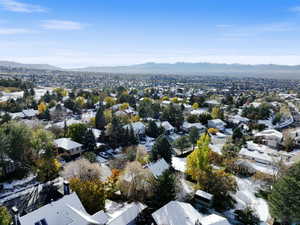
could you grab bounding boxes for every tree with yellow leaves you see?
[38,102,47,114]
[75,96,85,107]
[186,133,212,182]
[70,178,106,214]
[192,103,199,109]
[104,96,116,108]
[211,107,223,119]
[36,158,61,182]
[119,102,129,110]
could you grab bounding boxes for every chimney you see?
[63,180,70,195]
[11,206,20,225]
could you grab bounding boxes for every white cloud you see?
[41,20,83,30]
[0,27,31,34]
[0,0,45,13]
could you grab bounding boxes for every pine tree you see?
[146,120,161,138]
[129,125,138,145]
[83,129,96,151]
[151,170,177,208]
[151,135,172,163]
[95,104,106,130]
[189,127,200,150]
[268,162,300,224]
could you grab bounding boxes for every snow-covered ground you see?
[231,177,271,223]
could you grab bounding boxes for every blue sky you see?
[1,0,300,67]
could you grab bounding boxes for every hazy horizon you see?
[1,0,300,68]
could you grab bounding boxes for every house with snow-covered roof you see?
[54,138,83,156]
[151,201,230,225]
[144,158,170,178]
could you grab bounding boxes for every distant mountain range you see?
[1,60,300,78]
[0,61,61,71]
[72,62,300,74]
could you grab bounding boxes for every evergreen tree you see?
[129,125,138,145]
[268,162,300,224]
[109,116,124,149]
[151,170,177,208]
[235,207,260,225]
[160,104,184,130]
[189,127,200,150]
[151,135,172,164]
[95,104,106,130]
[83,129,96,151]
[146,120,163,138]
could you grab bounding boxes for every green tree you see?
[189,127,200,150]
[0,206,12,225]
[268,162,300,224]
[151,170,177,208]
[83,129,96,151]
[83,152,97,163]
[106,116,124,149]
[146,120,163,138]
[3,121,32,164]
[31,128,54,159]
[160,104,184,130]
[95,104,106,130]
[173,136,191,154]
[151,135,172,164]
[235,207,260,225]
[68,123,88,144]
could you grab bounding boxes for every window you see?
[34,219,48,225]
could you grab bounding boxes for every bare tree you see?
[61,158,102,181]
[118,161,154,202]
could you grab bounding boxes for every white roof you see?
[152,201,204,225]
[161,121,175,131]
[54,138,82,151]
[254,129,283,140]
[190,109,208,115]
[208,119,226,125]
[182,122,205,130]
[106,201,146,225]
[145,158,170,177]
[22,109,38,117]
[195,190,213,201]
[92,128,102,139]
[199,214,230,225]
[19,192,108,225]
[123,122,145,135]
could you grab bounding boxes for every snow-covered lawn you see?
[231,177,271,223]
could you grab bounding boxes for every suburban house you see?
[194,190,213,209]
[182,121,206,133]
[207,119,226,131]
[144,158,170,178]
[239,141,290,165]
[16,182,146,225]
[123,122,146,137]
[151,201,230,225]
[54,138,83,156]
[254,129,283,148]
[18,192,109,225]
[156,121,175,134]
